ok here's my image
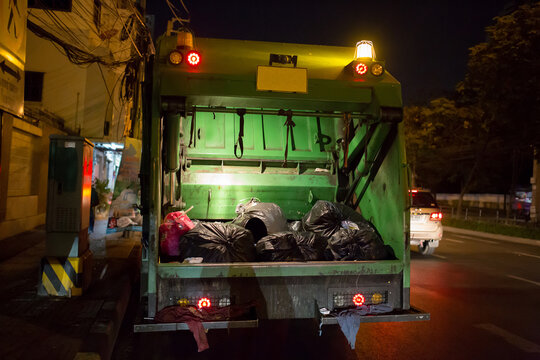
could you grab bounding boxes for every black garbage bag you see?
[288,221,302,232]
[301,200,345,238]
[295,231,327,261]
[256,231,327,261]
[335,203,371,227]
[179,222,256,263]
[232,199,288,241]
[325,227,395,261]
[256,232,302,261]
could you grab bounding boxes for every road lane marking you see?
[444,227,540,247]
[513,252,540,260]
[507,275,540,287]
[444,238,464,244]
[450,234,500,245]
[469,237,499,245]
[475,323,540,353]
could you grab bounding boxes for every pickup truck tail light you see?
[430,212,443,221]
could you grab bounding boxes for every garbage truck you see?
[135,30,428,333]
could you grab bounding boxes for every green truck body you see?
[136,33,428,331]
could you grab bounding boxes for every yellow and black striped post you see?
[38,250,92,297]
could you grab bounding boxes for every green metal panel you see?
[181,171,336,219]
[184,112,333,161]
[157,260,404,279]
[262,114,284,150]
[353,123,408,267]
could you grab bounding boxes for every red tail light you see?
[186,50,201,66]
[352,293,365,306]
[198,297,211,308]
[430,212,443,221]
[355,63,368,75]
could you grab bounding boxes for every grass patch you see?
[444,218,540,240]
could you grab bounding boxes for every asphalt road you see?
[113,230,540,359]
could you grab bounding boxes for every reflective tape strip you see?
[41,258,67,296]
[64,258,80,287]
[39,257,82,296]
[49,257,73,291]
[41,272,59,296]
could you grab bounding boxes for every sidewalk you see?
[0,220,141,360]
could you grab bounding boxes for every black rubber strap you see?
[343,113,351,170]
[188,106,196,148]
[279,109,295,166]
[234,108,246,159]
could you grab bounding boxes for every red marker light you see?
[186,51,201,66]
[355,63,368,75]
[352,293,365,306]
[198,297,211,308]
[430,212,443,221]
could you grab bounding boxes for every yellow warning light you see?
[371,63,384,76]
[355,40,375,60]
[169,50,183,65]
[177,298,189,306]
[372,292,383,304]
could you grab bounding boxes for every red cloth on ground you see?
[155,302,255,352]
[155,306,208,352]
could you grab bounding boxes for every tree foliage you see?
[463,1,540,147]
[404,98,486,191]
[404,2,538,199]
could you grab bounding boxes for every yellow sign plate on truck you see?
[256,66,307,93]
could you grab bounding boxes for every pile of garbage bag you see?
[255,231,326,261]
[302,200,395,261]
[232,198,288,241]
[179,222,256,263]
[159,199,394,263]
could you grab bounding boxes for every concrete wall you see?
[0,1,138,240]
[26,1,133,141]
[0,112,65,240]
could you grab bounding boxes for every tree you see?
[464,2,540,216]
[404,97,487,216]
[405,3,539,218]
[464,2,540,149]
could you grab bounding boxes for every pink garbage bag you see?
[160,211,195,256]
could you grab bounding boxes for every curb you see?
[77,244,141,360]
[77,274,133,360]
[443,226,540,247]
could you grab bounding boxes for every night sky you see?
[147,0,514,105]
